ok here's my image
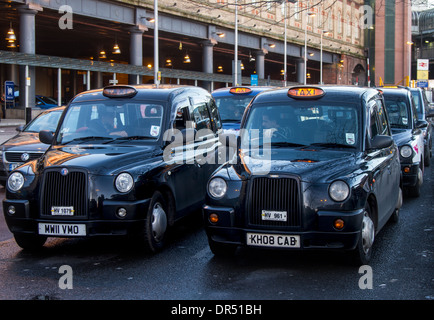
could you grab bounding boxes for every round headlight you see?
[208,177,227,199]
[8,172,25,192]
[115,173,134,193]
[329,180,350,202]
[400,145,413,158]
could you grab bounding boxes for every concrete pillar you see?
[202,40,214,91]
[129,26,145,84]
[255,50,266,80]
[296,58,305,84]
[18,5,40,111]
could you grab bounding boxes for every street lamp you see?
[304,11,315,85]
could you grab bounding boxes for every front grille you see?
[248,177,301,227]
[40,169,88,219]
[5,151,44,162]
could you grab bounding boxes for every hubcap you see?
[151,202,167,242]
[361,212,375,254]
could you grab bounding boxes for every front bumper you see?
[400,162,420,187]
[203,205,364,251]
[3,198,151,237]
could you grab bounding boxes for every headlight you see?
[8,172,25,192]
[115,173,134,193]
[208,177,227,199]
[329,180,350,202]
[400,145,413,158]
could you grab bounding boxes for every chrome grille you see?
[248,177,301,227]
[40,169,88,218]
[5,151,44,162]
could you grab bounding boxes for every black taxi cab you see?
[3,85,222,252]
[212,86,272,133]
[203,86,402,264]
[380,87,426,197]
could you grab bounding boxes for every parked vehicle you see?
[410,87,434,166]
[212,86,272,133]
[203,86,402,264]
[0,106,65,186]
[381,87,426,197]
[3,85,222,252]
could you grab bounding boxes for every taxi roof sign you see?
[288,87,325,99]
[103,85,137,98]
[229,87,253,94]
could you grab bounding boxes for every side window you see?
[369,106,380,139]
[376,99,390,136]
[173,106,189,130]
[191,101,212,131]
[208,99,222,132]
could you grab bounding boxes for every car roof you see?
[70,84,210,104]
[251,85,379,105]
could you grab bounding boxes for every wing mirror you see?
[39,130,54,145]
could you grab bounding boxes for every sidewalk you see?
[0,119,25,127]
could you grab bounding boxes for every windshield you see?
[410,90,422,114]
[25,110,63,132]
[241,102,360,150]
[214,95,254,122]
[383,96,411,129]
[56,101,165,145]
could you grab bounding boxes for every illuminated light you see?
[103,86,138,98]
[334,219,345,230]
[209,213,219,224]
[229,87,253,94]
[288,87,325,99]
[112,43,121,54]
[404,167,411,173]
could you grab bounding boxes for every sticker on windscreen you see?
[150,125,160,137]
[346,133,355,145]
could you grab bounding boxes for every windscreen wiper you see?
[63,136,112,144]
[265,142,307,148]
[308,142,356,149]
[104,136,156,143]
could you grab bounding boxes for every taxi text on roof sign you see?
[229,87,253,94]
[287,87,325,99]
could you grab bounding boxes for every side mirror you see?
[15,125,24,132]
[426,108,434,118]
[369,135,394,150]
[39,130,54,145]
[415,119,428,129]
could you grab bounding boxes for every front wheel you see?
[351,205,375,265]
[140,191,169,253]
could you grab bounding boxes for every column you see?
[255,50,266,81]
[18,5,40,111]
[296,58,305,84]
[129,26,145,84]
[202,40,214,91]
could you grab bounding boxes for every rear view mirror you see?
[369,135,394,150]
[39,130,54,145]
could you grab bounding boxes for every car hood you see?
[233,148,359,183]
[0,132,49,152]
[40,144,163,175]
[391,129,413,147]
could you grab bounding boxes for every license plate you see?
[261,210,287,222]
[247,233,300,248]
[38,223,86,236]
[51,206,74,216]
[9,163,21,171]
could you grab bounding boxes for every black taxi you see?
[203,86,402,264]
[3,85,221,252]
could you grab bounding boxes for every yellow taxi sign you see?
[288,87,325,99]
[229,87,253,94]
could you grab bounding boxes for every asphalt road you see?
[0,125,432,306]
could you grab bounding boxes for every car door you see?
[367,100,398,227]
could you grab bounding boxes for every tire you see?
[424,144,431,167]
[141,191,169,253]
[351,205,375,265]
[390,187,402,223]
[14,234,47,251]
[208,237,237,257]
[407,165,423,198]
